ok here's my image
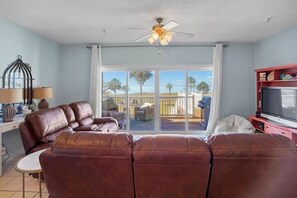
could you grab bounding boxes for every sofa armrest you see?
[94,117,118,125]
[76,125,97,131]
[19,123,39,154]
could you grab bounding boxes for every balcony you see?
[103,93,207,131]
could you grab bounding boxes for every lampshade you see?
[0,88,23,103]
[33,87,53,99]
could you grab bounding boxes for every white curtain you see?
[89,45,102,117]
[207,44,223,135]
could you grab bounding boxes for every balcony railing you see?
[103,95,195,117]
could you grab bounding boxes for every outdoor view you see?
[102,69,213,132]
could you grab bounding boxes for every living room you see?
[0,0,297,198]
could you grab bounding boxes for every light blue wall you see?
[0,17,62,155]
[102,46,213,65]
[221,44,255,118]
[0,18,62,106]
[56,45,91,105]
[254,25,297,68]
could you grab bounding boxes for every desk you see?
[0,116,24,176]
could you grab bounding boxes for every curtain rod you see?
[86,44,228,49]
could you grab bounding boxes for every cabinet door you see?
[265,124,292,139]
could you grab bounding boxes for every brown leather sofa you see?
[40,132,134,198]
[39,133,297,198]
[19,101,118,155]
[133,135,210,198]
[69,101,118,132]
[207,133,297,198]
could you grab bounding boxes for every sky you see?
[103,70,213,95]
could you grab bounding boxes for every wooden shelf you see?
[257,81,271,83]
[257,80,297,83]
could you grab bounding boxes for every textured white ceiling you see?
[0,0,297,44]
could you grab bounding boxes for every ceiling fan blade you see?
[128,28,150,31]
[163,21,179,30]
[172,31,194,38]
[134,35,151,42]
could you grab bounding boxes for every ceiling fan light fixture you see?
[148,37,154,44]
[133,18,192,45]
[164,32,172,42]
[151,30,159,40]
[160,38,168,46]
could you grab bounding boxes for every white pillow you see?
[141,102,153,109]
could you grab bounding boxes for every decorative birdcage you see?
[1,55,33,105]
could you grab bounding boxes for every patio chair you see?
[102,98,125,121]
[135,103,154,121]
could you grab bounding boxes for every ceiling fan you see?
[129,17,194,46]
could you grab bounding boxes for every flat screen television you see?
[261,87,297,128]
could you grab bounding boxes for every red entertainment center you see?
[249,63,297,144]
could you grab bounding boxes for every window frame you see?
[101,64,213,135]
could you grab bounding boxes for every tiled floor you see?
[0,168,49,198]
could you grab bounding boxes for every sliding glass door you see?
[101,68,213,133]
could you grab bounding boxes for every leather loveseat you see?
[19,101,118,156]
[40,132,297,198]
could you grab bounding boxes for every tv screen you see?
[262,87,297,124]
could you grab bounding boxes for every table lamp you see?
[33,87,53,110]
[0,88,23,122]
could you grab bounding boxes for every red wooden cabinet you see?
[249,115,297,143]
[252,63,297,144]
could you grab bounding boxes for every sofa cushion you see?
[207,133,297,198]
[41,126,73,143]
[25,107,70,143]
[79,116,94,126]
[133,135,211,198]
[58,104,79,129]
[208,133,297,157]
[134,134,210,164]
[40,132,134,198]
[140,102,153,109]
[69,101,94,123]
[52,131,133,156]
